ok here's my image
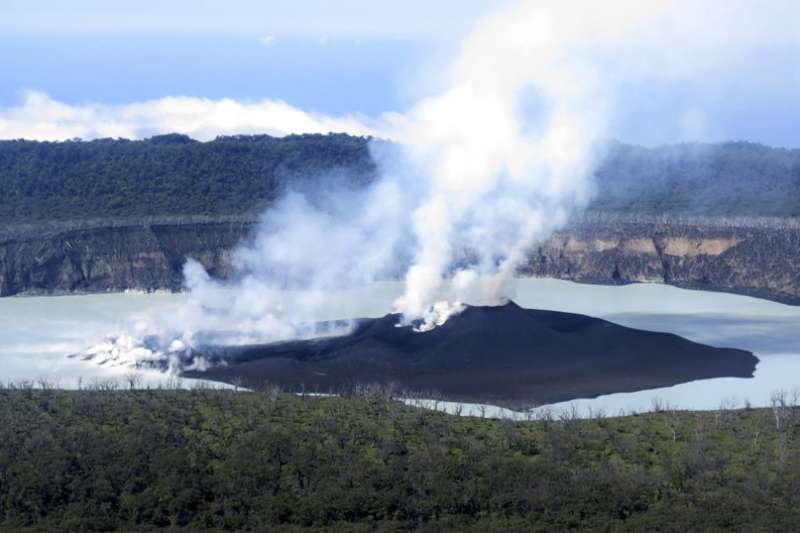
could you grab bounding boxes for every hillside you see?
[593,141,800,217]
[1,388,800,532]
[1,135,799,225]
[0,133,375,223]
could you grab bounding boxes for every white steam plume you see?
[77,0,800,365]
[388,0,800,326]
[388,1,631,322]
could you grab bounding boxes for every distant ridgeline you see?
[593,141,800,218]
[0,134,799,223]
[0,133,377,223]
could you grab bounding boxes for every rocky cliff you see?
[524,213,800,305]
[3,213,799,304]
[0,217,251,296]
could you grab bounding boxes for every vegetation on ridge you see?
[593,141,800,217]
[0,134,376,224]
[1,135,799,225]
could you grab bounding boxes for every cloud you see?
[0,91,378,141]
[258,35,275,46]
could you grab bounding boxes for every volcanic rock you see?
[183,301,758,408]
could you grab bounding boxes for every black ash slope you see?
[184,301,757,408]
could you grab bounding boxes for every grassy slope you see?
[1,389,799,532]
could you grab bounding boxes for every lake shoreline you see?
[1,278,798,414]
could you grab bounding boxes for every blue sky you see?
[1,0,799,147]
[0,0,496,114]
[0,0,497,103]
[0,34,428,115]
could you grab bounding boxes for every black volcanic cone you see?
[183,301,757,408]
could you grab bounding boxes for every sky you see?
[1,0,799,147]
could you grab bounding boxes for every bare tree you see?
[771,390,792,433]
[263,382,282,409]
[592,407,608,428]
[35,377,54,390]
[432,398,441,413]
[770,389,794,468]
[650,397,667,413]
[538,406,554,432]
[714,397,737,430]
[752,426,762,451]
[559,402,581,431]
[666,406,683,443]
[124,372,143,390]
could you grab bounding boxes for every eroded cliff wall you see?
[2,214,799,304]
[524,215,800,304]
[0,217,251,296]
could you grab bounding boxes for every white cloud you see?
[0,91,379,141]
[258,34,275,46]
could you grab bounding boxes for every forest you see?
[592,141,800,217]
[0,134,376,223]
[1,385,799,532]
[1,135,799,225]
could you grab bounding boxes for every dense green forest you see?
[1,135,799,224]
[0,134,376,223]
[2,387,800,532]
[592,141,800,217]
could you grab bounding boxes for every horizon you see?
[3,132,797,152]
[2,1,800,148]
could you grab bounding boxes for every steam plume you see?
[79,0,800,365]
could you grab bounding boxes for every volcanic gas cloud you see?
[82,0,796,369]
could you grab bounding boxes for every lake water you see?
[1,279,799,414]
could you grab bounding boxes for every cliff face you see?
[2,215,799,305]
[0,218,251,296]
[523,216,800,305]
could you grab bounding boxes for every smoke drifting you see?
[386,0,800,326]
[80,0,800,366]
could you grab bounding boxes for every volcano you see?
[183,301,757,408]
